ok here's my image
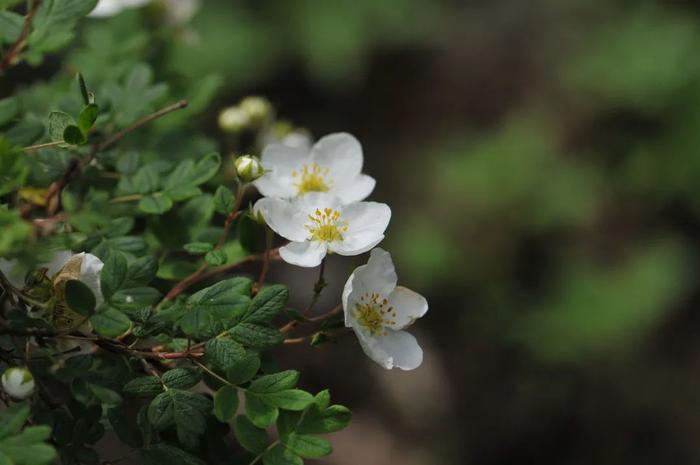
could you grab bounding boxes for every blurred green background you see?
[15,0,700,462]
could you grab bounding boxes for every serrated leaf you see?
[297,405,351,434]
[248,371,299,393]
[139,192,174,214]
[245,392,278,428]
[141,443,206,465]
[0,402,30,440]
[100,250,128,299]
[205,249,227,266]
[213,386,238,422]
[164,152,221,190]
[214,185,235,214]
[258,390,314,411]
[283,433,332,458]
[90,307,131,337]
[123,377,163,397]
[243,285,288,324]
[262,444,302,465]
[226,353,261,385]
[205,338,245,371]
[229,323,283,349]
[161,368,200,389]
[64,279,96,316]
[184,242,213,255]
[233,415,267,453]
[0,11,22,45]
[47,111,73,142]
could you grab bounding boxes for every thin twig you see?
[279,304,342,333]
[256,227,273,290]
[23,140,65,152]
[0,0,40,73]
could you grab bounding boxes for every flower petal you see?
[310,133,363,180]
[254,198,308,242]
[332,202,391,256]
[279,241,327,267]
[255,143,310,198]
[78,253,105,307]
[342,248,397,326]
[354,327,424,370]
[334,174,376,203]
[44,250,74,277]
[386,286,428,330]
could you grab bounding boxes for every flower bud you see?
[234,155,264,183]
[1,367,35,399]
[239,96,272,127]
[218,106,250,133]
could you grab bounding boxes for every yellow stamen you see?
[292,162,331,194]
[305,207,348,242]
[354,292,395,336]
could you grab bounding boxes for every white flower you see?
[342,248,428,370]
[254,132,376,204]
[254,192,390,267]
[0,250,104,312]
[89,0,151,17]
[1,367,35,399]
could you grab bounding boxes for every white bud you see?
[2,367,35,399]
[218,106,250,133]
[234,155,264,183]
[239,96,272,127]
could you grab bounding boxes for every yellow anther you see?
[305,207,348,243]
[354,293,393,336]
[293,162,331,194]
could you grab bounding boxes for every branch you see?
[0,0,40,74]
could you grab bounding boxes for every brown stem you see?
[279,304,342,333]
[0,0,40,74]
[256,227,274,290]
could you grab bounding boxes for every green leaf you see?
[283,433,332,458]
[184,242,213,255]
[258,390,314,411]
[64,279,96,316]
[161,368,200,389]
[123,376,163,397]
[205,338,245,371]
[147,390,211,448]
[262,444,303,465]
[78,103,98,133]
[88,383,123,405]
[245,392,278,428]
[205,249,227,266]
[141,443,206,465]
[165,185,202,202]
[77,73,90,105]
[47,111,73,142]
[0,97,19,126]
[243,285,288,324]
[0,11,22,45]
[226,353,261,385]
[248,370,299,393]
[164,152,221,190]
[111,287,161,310]
[213,185,235,214]
[100,250,128,299]
[181,277,252,338]
[29,0,98,56]
[297,405,352,434]
[90,307,131,337]
[233,415,268,453]
[139,192,174,214]
[0,402,30,440]
[62,124,86,145]
[0,425,57,465]
[124,256,159,287]
[0,139,28,196]
[213,386,239,422]
[229,323,283,349]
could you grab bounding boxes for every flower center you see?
[353,293,396,336]
[292,163,331,194]
[305,208,348,242]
